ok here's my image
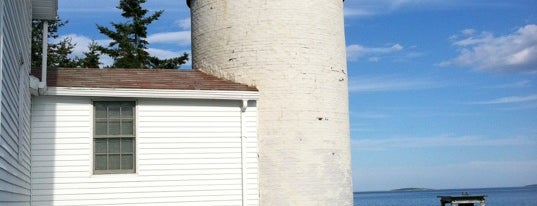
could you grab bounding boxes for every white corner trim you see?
[45,87,259,100]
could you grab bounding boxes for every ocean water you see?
[354,187,537,206]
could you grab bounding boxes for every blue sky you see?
[56,0,537,192]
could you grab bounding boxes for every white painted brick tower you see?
[187,0,352,205]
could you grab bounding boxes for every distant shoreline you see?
[390,188,434,192]
[355,185,537,193]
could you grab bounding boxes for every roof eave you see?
[32,0,58,20]
[44,87,260,101]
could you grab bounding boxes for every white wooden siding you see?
[31,96,259,206]
[243,102,259,205]
[0,0,32,205]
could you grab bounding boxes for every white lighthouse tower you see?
[187,0,352,205]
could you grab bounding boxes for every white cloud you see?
[345,0,430,15]
[147,31,191,46]
[345,0,516,19]
[344,0,450,18]
[354,112,390,119]
[99,55,114,68]
[55,34,113,67]
[353,133,537,191]
[470,94,537,105]
[354,160,537,191]
[146,48,192,67]
[403,52,424,59]
[55,34,110,58]
[440,24,537,72]
[344,8,375,17]
[52,34,89,56]
[348,76,440,92]
[450,31,494,47]
[59,0,189,13]
[176,18,191,30]
[368,57,381,62]
[56,34,192,68]
[352,135,537,151]
[347,44,403,61]
[488,80,532,89]
[383,0,440,9]
[146,48,183,59]
[461,28,476,36]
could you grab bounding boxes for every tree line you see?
[32,0,188,69]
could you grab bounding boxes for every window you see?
[93,101,135,174]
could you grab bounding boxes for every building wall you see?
[0,0,33,205]
[31,96,259,206]
[190,0,352,205]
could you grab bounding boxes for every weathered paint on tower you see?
[188,0,352,205]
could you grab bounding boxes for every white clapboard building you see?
[2,1,260,205]
[1,0,352,205]
[29,69,259,206]
[1,0,55,204]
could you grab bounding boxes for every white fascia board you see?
[45,87,259,100]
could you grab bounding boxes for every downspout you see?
[240,99,249,206]
[38,21,48,95]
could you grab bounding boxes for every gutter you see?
[39,21,48,94]
[43,87,259,101]
[30,21,49,95]
[240,99,249,206]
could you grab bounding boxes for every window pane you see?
[95,155,107,170]
[108,103,120,118]
[95,139,107,154]
[109,154,120,170]
[95,102,107,118]
[121,120,134,135]
[121,154,134,170]
[95,120,107,135]
[121,138,133,153]
[109,120,120,135]
[121,103,133,118]
[109,138,120,153]
[93,101,136,174]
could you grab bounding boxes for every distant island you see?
[391,188,434,192]
[524,184,537,187]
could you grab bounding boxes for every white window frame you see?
[93,100,136,174]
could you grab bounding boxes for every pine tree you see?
[32,19,79,68]
[80,41,101,68]
[48,37,80,67]
[148,54,189,69]
[97,0,188,69]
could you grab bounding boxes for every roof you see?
[32,0,58,20]
[32,68,257,91]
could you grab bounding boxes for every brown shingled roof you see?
[31,68,257,91]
